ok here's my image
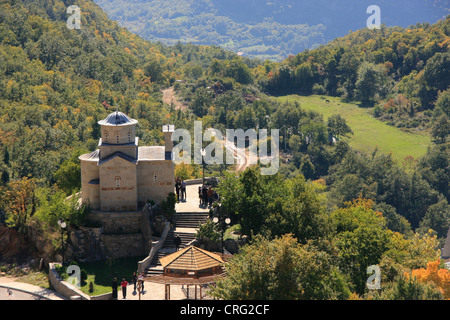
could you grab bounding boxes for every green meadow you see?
[274,95,432,162]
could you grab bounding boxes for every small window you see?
[153,172,158,183]
[128,129,131,142]
[105,130,108,143]
[116,131,120,143]
[115,176,121,187]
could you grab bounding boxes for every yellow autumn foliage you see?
[405,259,450,299]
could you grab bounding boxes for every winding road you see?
[162,86,254,173]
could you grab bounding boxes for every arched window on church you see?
[153,172,158,183]
[115,176,121,187]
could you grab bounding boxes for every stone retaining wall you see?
[138,221,170,273]
[48,262,91,300]
[101,234,146,258]
[86,211,142,234]
[184,177,217,186]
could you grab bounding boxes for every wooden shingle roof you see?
[159,246,224,272]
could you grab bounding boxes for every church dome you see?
[98,111,138,126]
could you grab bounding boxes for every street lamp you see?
[213,204,231,258]
[57,219,67,264]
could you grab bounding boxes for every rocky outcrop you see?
[0,226,27,260]
[69,227,106,262]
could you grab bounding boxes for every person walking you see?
[175,235,182,251]
[132,272,137,292]
[198,186,202,205]
[181,180,187,201]
[175,178,181,201]
[121,277,128,299]
[112,277,118,300]
[207,186,214,207]
[202,185,208,206]
[138,273,145,293]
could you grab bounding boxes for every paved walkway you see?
[116,282,212,300]
[0,277,212,300]
[0,278,66,300]
[175,184,211,213]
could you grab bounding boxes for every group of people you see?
[175,177,186,202]
[175,178,220,208]
[199,185,219,207]
[112,272,145,300]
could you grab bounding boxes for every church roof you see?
[98,111,138,126]
[78,149,99,161]
[138,146,166,161]
[98,151,137,165]
[159,245,224,272]
[78,147,169,163]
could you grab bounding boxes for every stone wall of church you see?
[80,160,100,210]
[137,160,175,206]
[101,124,136,145]
[99,157,138,212]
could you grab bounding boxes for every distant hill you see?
[93,0,448,60]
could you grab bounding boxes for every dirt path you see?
[162,87,188,111]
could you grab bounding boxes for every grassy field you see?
[274,95,432,162]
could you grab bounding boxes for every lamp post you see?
[213,204,230,258]
[57,219,67,264]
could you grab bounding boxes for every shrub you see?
[312,83,326,95]
[161,192,176,219]
[196,219,220,242]
[80,269,88,282]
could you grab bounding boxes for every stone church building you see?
[79,111,175,212]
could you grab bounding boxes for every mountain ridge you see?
[94,0,449,60]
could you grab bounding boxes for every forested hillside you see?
[0,0,449,299]
[0,0,248,184]
[260,18,450,131]
[94,0,448,60]
[0,0,257,241]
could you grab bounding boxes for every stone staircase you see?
[144,211,210,277]
[164,230,197,249]
[171,212,210,228]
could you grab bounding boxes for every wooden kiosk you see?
[143,245,226,300]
